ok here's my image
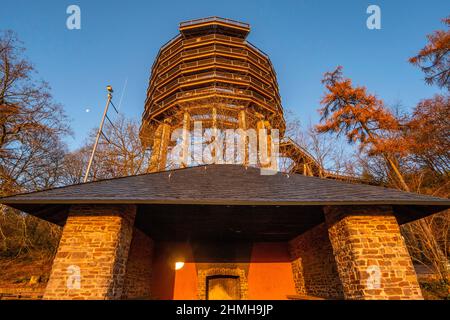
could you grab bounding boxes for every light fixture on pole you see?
[83,85,114,183]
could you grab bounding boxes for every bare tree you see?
[67,115,150,182]
[0,30,69,261]
[0,30,70,196]
[282,110,357,177]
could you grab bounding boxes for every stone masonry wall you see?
[197,267,248,300]
[122,228,154,299]
[43,204,136,300]
[289,223,344,299]
[325,205,423,300]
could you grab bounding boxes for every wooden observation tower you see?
[140,17,321,175]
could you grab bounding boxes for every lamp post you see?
[83,85,113,183]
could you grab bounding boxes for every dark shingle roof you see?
[1,164,449,206]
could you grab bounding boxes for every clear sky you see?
[1,0,449,150]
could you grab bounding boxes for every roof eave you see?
[2,198,450,206]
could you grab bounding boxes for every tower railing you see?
[179,17,250,29]
[145,56,282,110]
[148,85,279,115]
[152,70,276,102]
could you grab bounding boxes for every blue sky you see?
[1,0,448,150]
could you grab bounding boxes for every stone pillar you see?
[43,204,136,300]
[289,223,344,299]
[148,121,171,172]
[122,228,154,299]
[324,205,423,300]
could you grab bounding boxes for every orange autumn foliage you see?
[316,66,400,157]
[404,95,450,175]
[317,66,449,283]
[410,16,450,90]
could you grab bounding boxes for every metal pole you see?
[83,90,113,183]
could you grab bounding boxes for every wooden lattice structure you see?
[139,17,324,175]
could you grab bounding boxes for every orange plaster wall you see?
[173,262,198,300]
[151,242,198,300]
[247,242,297,300]
[151,242,176,300]
[152,242,296,300]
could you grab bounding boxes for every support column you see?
[122,228,154,299]
[289,223,344,299]
[303,163,313,176]
[257,119,270,167]
[257,119,278,172]
[209,107,224,164]
[148,121,171,172]
[212,107,218,129]
[43,205,136,300]
[181,111,191,168]
[238,110,247,165]
[324,205,423,300]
